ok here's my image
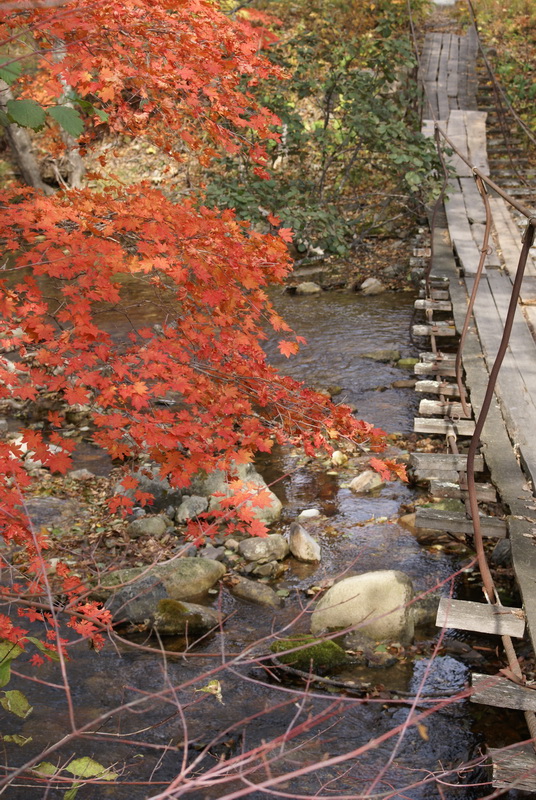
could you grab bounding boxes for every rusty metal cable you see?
[454,174,491,418]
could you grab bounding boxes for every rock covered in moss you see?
[153,599,220,635]
[270,634,348,671]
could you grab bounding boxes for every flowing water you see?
[5,288,517,799]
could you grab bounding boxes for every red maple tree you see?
[0,0,390,651]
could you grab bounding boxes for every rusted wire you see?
[454,173,491,418]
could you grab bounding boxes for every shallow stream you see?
[5,288,520,799]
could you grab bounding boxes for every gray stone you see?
[199,545,226,562]
[289,522,321,562]
[225,538,240,551]
[361,349,400,363]
[175,495,209,523]
[153,599,220,635]
[295,281,321,295]
[206,463,282,527]
[229,576,283,608]
[67,468,95,481]
[310,570,415,643]
[298,508,321,519]
[128,516,169,539]
[103,558,226,625]
[360,277,386,295]
[491,538,512,567]
[349,470,385,494]
[238,534,289,563]
[250,560,287,579]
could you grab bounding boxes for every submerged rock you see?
[288,522,321,562]
[153,598,220,635]
[310,570,415,643]
[228,576,283,608]
[349,470,385,494]
[295,281,322,295]
[270,634,348,671]
[103,558,226,625]
[361,349,400,363]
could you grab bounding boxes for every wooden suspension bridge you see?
[412,11,536,792]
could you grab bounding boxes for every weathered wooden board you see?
[471,674,536,711]
[414,362,457,377]
[414,299,452,311]
[436,598,525,637]
[415,508,507,537]
[489,745,536,792]
[489,196,536,279]
[413,417,475,436]
[446,112,473,176]
[418,398,472,418]
[419,352,456,364]
[413,322,457,337]
[415,379,461,397]
[428,479,496,502]
[466,110,490,175]
[410,452,484,472]
[458,177,487,225]
[445,187,484,275]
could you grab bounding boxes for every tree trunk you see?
[0,80,55,194]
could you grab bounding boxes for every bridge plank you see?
[415,508,507,537]
[413,417,475,436]
[472,674,536,711]
[414,379,460,397]
[488,746,536,792]
[410,452,484,472]
[436,598,525,637]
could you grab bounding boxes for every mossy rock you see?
[270,634,348,671]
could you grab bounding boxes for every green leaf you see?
[0,60,22,85]
[93,107,108,122]
[1,690,33,718]
[3,734,32,746]
[33,762,58,776]
[64,784,80,800]
[6,99,46,130]
[0,659,12,689]
[0,641,23,662]
[47,105,84,138]
[65,757,118,780]
[26,636,61,661]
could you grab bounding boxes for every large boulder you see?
[196,463,282,527]
[114,466,183,512]
[103,558,226,625]
[238,534,289,563]
[310,570,414,643]
[175,495,209,523]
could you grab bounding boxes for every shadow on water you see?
[4,287,516,798]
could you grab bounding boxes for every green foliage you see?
[203,0,440,255]
[34,757,118,799]
[0,59,22,85]
[47,105,84,137]
[6,98,46,130]
[0,689,33,718]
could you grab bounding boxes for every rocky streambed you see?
[3,287,518,799]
